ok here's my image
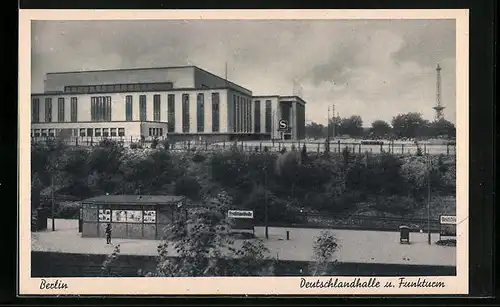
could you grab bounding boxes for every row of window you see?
[232,95,252,133]
[64,82,173,94]
[180,93,220,133]
[33,93,221,134]
[252,100,272,133]
[31,128,126,137]
[32,97,78,123]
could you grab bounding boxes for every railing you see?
[261,213,442,232]
[31,136,457,156]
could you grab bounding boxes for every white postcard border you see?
[18,9,469,295]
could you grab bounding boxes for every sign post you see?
[439,215,456,240]
[228,210,255,236]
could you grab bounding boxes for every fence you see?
[32,136,457,156]
[263,213,442,233]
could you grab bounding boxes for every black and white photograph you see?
[19,9,469,295]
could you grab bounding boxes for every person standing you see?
[105,223,112,244]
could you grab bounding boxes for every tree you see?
[428,119,456,139]
[150,191,273,277]
[305,122,326,139]
[370,120,392,138]
[391,112,429,139]
[338,115,363,137]
[101,244,121,277]
[309,231,339,276]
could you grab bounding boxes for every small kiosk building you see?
[79,195,186,240]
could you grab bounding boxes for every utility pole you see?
[427,152,432,245]
[331,104,335,138]
[264,166,269,239]
[51,174,55,231]
[327,106,330,140]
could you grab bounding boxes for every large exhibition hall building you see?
[31,66,306,141]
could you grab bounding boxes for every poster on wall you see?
[98,209,111,222]
[127,210,143,223]
[143,210,156,223]
[112,210,128,223]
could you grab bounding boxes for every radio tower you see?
[433,63,445,120]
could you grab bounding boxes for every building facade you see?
[31,66,306,141]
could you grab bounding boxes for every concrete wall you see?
[44,67,195,92]
[32,251,457,277]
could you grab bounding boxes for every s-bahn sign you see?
[440,215,456,225]
[439,215,456,238]
[227,210,254,233]
[228,210,254,219]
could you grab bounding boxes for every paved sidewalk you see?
[31,219,456,266]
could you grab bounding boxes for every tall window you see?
[70,97,78,122]
[139,95,147,121]
[90,96,112,121]
[44,98,52,122]
[32,98,40,123]
[57,98,65,122]
[236,96,240,132]
[167,94,175,132]
[254,100,261,133]
[125,95,133,121]
[197,93,204,132]
[232,95,237,132]
[212,93,220,132]
[182,94,190,133]
[153,94,161,121]
[265,100,272,133]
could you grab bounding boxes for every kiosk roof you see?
[81,195,185,206]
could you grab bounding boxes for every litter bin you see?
[399,225,410,244]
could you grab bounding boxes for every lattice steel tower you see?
[433,63,445,120]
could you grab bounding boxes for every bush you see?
[130,142,141,149]
[55,202,80,219]
[151,138,159,149]
[192,152,206,163]
[174,176,201,200]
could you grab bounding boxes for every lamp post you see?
[427,152,431,245]
[51,174,55,231]
[264,165,269,240]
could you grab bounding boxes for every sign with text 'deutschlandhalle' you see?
[227,210,254,232]
[439,215,456,237]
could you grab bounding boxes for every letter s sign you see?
[278,119,288,131]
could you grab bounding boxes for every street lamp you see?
[427,152,432,245]
[264,165,269,240]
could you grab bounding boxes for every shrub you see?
[151,138,159,149]
[55,202,80,219]
[192,152,206,163]
[263,146,269,152]
[130,142,139,149]
[175,176,201,200]
[162,140,171,150]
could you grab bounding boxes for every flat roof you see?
[82,195,185,206]
[45,65,253,94]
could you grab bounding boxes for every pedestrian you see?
[105,223,112,244]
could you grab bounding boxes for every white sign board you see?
[228,210,254,219]
[440,215,456,225]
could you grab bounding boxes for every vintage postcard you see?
[18,9,469,295]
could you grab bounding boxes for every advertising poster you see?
[143,210,156,223]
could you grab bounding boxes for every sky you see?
[31,19,456,126]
